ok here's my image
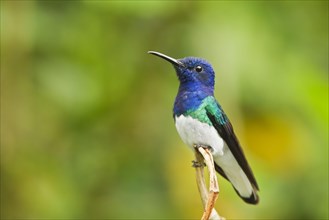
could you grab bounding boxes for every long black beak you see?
[148,51,185,67]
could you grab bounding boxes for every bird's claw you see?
[192,160,206,168]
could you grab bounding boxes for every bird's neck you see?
[173,82,213,116]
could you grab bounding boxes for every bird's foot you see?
[192,160,206,168]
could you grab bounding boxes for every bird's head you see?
[148,51,215,91]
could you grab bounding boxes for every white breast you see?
[175,115,224,156]
[175,115,254,198]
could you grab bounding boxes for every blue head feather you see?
[173,57,216,116]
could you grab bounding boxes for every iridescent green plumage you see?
[184,96,227,126]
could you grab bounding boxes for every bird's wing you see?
[205,99,259,190]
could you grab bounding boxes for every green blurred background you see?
[1,1,328,219]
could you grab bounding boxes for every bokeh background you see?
[1,1,328,219]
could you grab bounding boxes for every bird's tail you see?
[214,162,259,204]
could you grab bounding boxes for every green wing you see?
[205,97,259,191]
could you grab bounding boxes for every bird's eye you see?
[195,65,203,73]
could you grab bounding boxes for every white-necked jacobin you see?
[148,51,259,204]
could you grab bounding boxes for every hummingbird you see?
[148,51,259,204]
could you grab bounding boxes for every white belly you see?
[175,114,253,198]
[175,115,224,156]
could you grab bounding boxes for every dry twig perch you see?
[193,145,225,220]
